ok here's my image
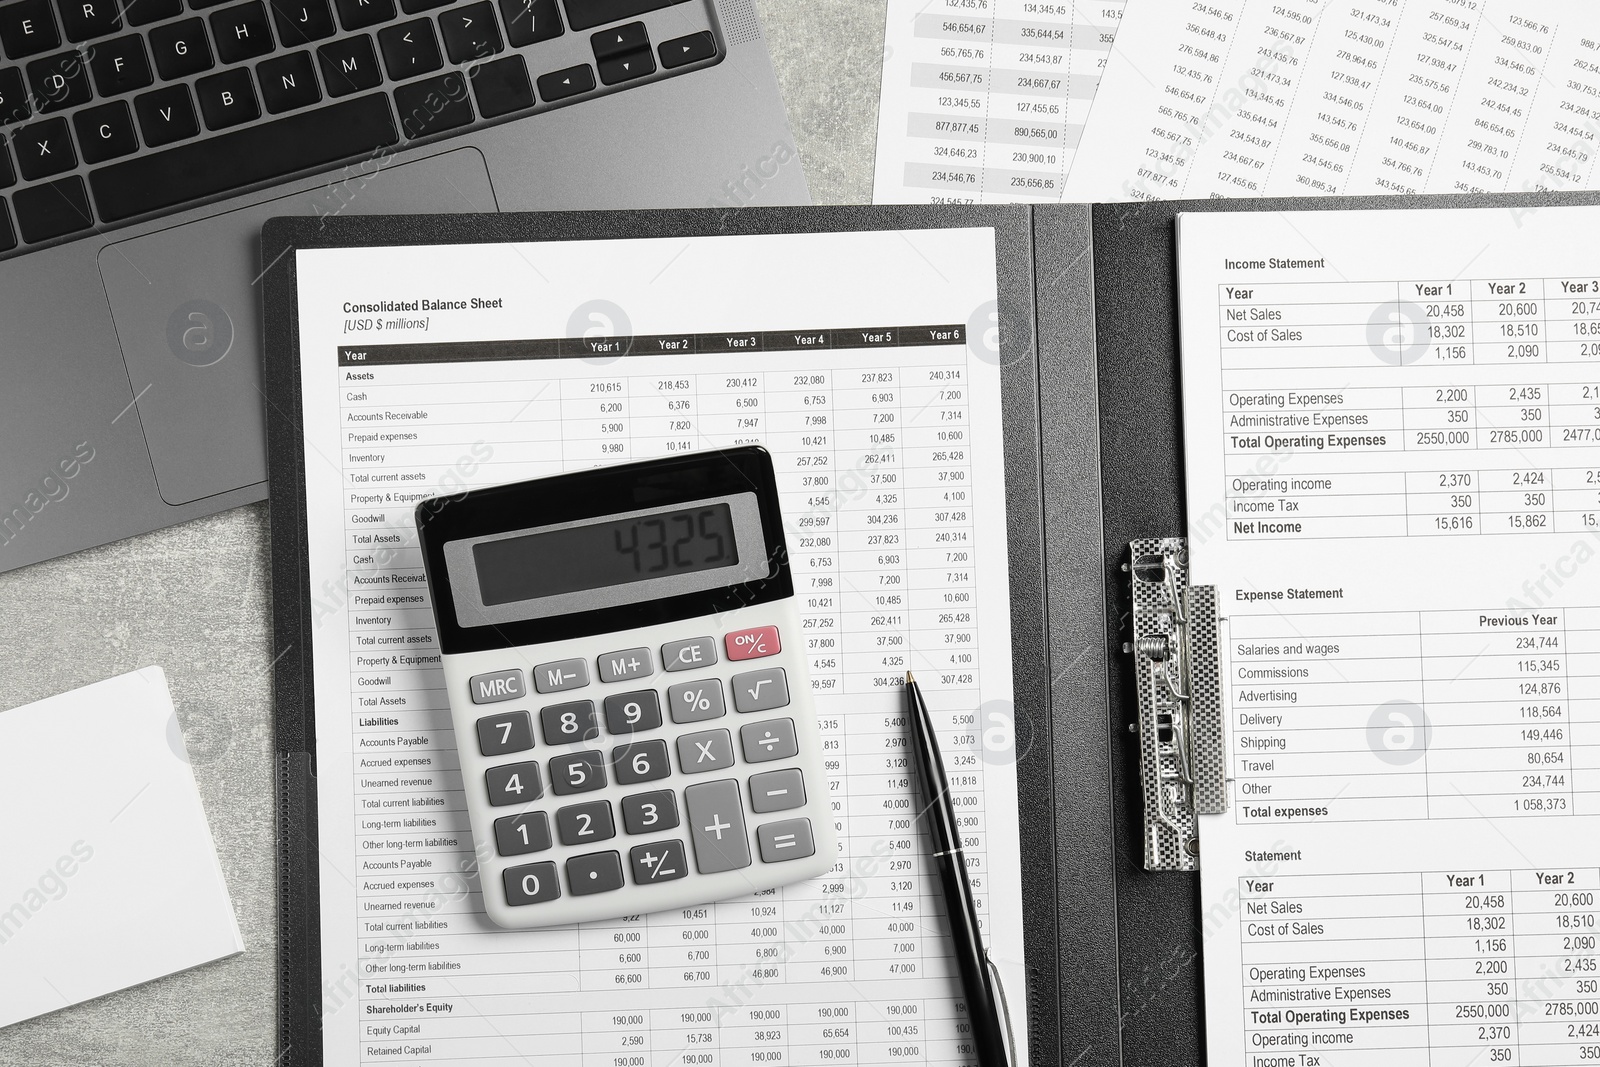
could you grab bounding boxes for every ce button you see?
[662,636,718,672]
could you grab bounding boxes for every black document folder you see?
[262,192,1595,1066]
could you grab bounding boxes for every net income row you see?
[1222,513,1600,538]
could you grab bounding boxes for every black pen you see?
[905,671,1011,1066]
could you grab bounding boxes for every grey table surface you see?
[0,3,885,1061]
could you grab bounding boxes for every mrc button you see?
[725,626,780,661]
[469,669,525,704]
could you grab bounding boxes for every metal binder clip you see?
[1123,538,1226,871]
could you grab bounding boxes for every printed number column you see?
[1420,611,1572,819]
[1510,867,1600,1067]
[1238,872,1430,1065]
[1423,870,1520,1067]
[561,375,630,465]
[894,0,994,203]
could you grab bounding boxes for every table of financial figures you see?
[1217,277,1600,541]
[334,327,1008,1063]
[1239,869,1600,1067]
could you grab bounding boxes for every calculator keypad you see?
[451,611,830,926]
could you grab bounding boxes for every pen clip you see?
[984,950,1019,1067]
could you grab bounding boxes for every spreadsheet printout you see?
[290,229,1027,1065]
[1064,0,1600,203]
[1177,205,1600,1066]
[871,0,1126,203]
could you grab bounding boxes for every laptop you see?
[0,0,807,573]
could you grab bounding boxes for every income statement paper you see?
[290,228,1026,1065]
[1178,204,1600,1066]
[1064,0,1600,202]
[872,0,1126,203]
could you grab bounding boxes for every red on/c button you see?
[725,626,781,661]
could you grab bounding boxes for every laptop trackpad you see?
[99,148,497,507]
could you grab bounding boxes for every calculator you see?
[415,447,836,929]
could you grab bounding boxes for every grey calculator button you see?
[603,690,662,734]
[599,647,653,683]
[748,768,806,813]
[757,818,815,862]
[541,700,599,745]
[621,789,679,834]
[667,678,726,723]
[469,669,525,704]
[556,800,615,845]
[629,839,688,884]
[494,811,551,856]
[662,636,717,672]
[486,761,543,806]
[739,718,798,763]
[567,850,625,895]
[731,667,789,713]
[503,860,560,905]
[477,710,534,756]
[549,750,607,795]
[684,779,751,873]
[533,658,589,693]
[676,728,734,774]
[612,739,671,785]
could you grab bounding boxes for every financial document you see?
[872,0,1126,203]
[291,228,1027,1064]
[1066,0,1600,202]
[1179,204,1600,1065]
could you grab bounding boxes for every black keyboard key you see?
[315,32,374,94]
[150,17,211,77]
[256,48,316,111]
[268,0,331,43]
[73,98,136,160]
[14,174,91,241]
[588,18,639,58]
[0,135,12,184]
[377,17,435,79]
[189,0,230,9]
[195,65,255,126]
[0,65,27,122]
[209,0,270,62]
[595,45,645,85]
[392,69,467,137]
[0,0,59,58]
[120,0,179,24]
[57,0,118,41]
[397,0,444,13]
[133,82,197,144]
[437,0,494,64]
[26,48,91,111]
[535,61,587,101]
[658,28,710,69]
[0,197,14,251]
[469,52,527,117]
[561,0,663,32]
[12,114,71,177]
[88,34,149,94]
[330,0,387,31]
[91,91,395,221]
[495,0,554,47]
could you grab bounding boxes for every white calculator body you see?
[416,447,835,929]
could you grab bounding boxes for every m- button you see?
[725,625,780,661]
[533,657,588,693]
[662,636,716,672]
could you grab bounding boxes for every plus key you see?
[724,625,780,661]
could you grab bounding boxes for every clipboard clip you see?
[1123,538,1227,871]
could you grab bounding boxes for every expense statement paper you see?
[291,228,1026,1065]
[1178,204,1600,1066]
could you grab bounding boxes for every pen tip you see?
[905,671,914,684]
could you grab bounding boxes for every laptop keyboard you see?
[0,0,720,255]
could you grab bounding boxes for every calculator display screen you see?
[473,503,739,606]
